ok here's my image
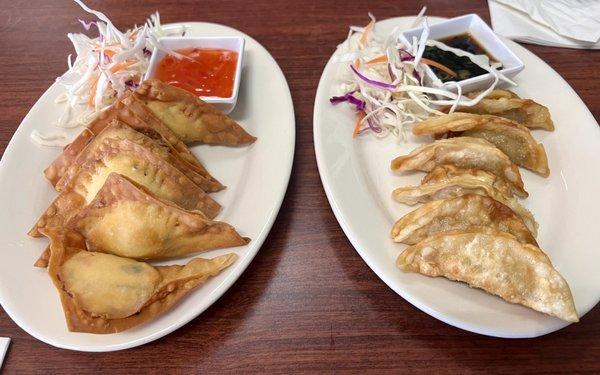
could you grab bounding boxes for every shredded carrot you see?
[353,111,366,138]
[87,74,99,108]
[86,60,136,108]
[359,19,374,48]
[365,55,388,65]
[110,59,136,73]
[102,49,117,58]
[420,58,457,78]
[354,58,361,69]
[92,42,120,49]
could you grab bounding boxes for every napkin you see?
[0,338,9,368]
[488,0,600,49]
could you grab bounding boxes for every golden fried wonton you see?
[67,173,249,260]
[30,135,221,237]
[120,94,218,180]
[391,137,527,197]
[397,228,578,322]
[392,172,538,236]
[391,194,537,246]
[44,230,238,334]
[134,79,256,145]
[44,98,223,192]
[413,113,549,176]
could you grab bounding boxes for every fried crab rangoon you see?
[67,173,249,260]
[134,79,256,145]
[44,95,223,192]
[44,230,238,334]
[31,134,221,237]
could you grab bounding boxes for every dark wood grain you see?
[1,1,599,373]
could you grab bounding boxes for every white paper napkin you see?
[489,0,600,49]
[0,338,9,368]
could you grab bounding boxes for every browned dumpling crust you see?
[44,97,223,192]
[44,230,237,334]
[68,173,249,260]
[391,137,527,198]
[134,79,256,145]
[413,112,549,176]
[397,228,578,322]
[457,94,554,131]
[391,172,538,236]
[391,195,537,246]
[423,164,527,199]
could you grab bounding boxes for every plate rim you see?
[0,21,295,352]
[313,15,600,338]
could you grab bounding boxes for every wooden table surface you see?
[1,0,599,373]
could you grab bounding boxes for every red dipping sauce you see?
[155,48,238,98]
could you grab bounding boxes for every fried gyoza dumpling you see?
[458,93,554,131]
[396,228,578,322]
[30,136,220,237]
[390,137,526,197]
[44,99,223,192]
[391,195,537,246]
[44,230,238,334]
[392,173,538,236]
[422,164,526,198]
[412,113,549,176]
[134,79,256,145]
[67,173,249,260]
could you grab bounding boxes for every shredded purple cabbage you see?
[366,117,382,133]
[78,19,96,31]
[413,69,421,83]
[356,103,380,134]
[398,49,415,62]
[397,49,421,82]
[350,65,396,90]
[142,47,152,58]
[329,92,366,111]
[125,79,139,89]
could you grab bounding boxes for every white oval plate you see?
[314,16,600,338]
[0,22,295,351]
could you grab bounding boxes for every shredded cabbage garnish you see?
[331,8,515,140]
[31,0,186,147]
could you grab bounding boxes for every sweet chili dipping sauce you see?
[155,48,238,98]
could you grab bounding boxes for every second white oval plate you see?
[0,22,295,351]
[314,16,600,338]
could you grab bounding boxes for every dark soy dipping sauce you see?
[441,33,491,56]
[422,33,500,83]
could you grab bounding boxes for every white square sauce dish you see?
[400,14,524,93]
